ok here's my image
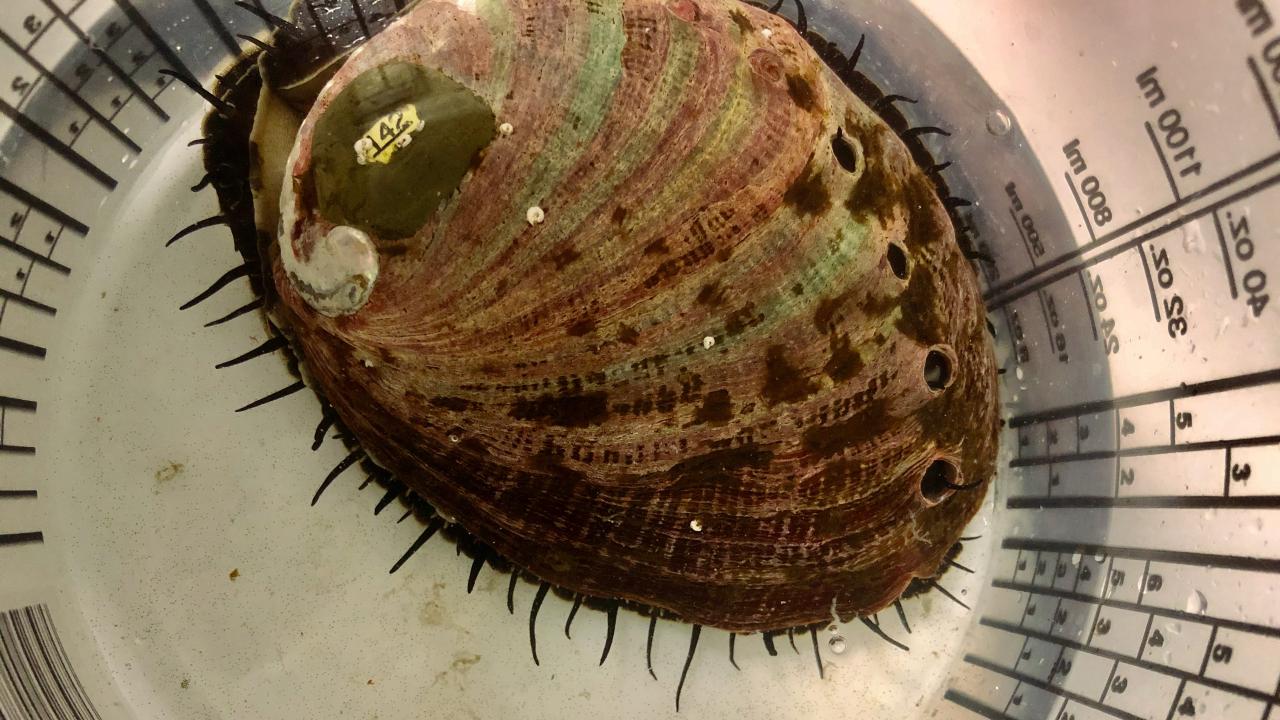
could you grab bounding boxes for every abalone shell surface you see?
[259,0,998,632]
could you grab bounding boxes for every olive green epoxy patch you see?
[310,61,496,240]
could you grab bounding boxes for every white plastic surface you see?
[0,2,1278,719]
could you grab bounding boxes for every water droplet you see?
[986,109,1013,136]
[703,335,716,350]
[828,636,846,654]
[1181,223,1204,254]
[689,518,703,532]
[526,206,546,225]
[1071,552,1082,566]
[1185,589,1208,614]
[1166,621,1183,635]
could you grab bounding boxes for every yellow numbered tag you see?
[353,104,426,166]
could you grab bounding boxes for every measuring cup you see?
[1,1,1277,718]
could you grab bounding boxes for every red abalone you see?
[192,0,999,637]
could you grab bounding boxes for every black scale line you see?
[111,0,195,80]
[349,0,371,38]
[1010,434,1280,468]
[0,28,141,153]
[0,98,116,189]
[990,166,1280,311]
[37,0,168,121]
[983,149,1280,308]
[1145,121,1182,201]
[0,335,47,359]
[0,531,43,546]
[965,653,1144,720]
[0,444,36,455]
[1007,367,1280,428]
[0,397,37,411]
[0,490,38,498]
[981,616,1277,706]
[1065,171,1098,244]
[1002,537,1280,575]
[992,579,1280,641]
[1212,211,1239,299]
[190,0,242,56]
[0,176,88,235]
[943,689,1016,720]
[1008,495,1280,511]
[1248,57,1280,141]
[0,236,70,275]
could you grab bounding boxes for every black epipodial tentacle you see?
[675,624,702,713]
[235,380,305,413]
[859,616,909,652]
[312,449,364,506]
[166,214,227,247]
[215,334,287,369]
[388,516,443,574]
[646,613,658,680]
[809,626,824,679]
[599,601,618,666]
[529,581,550,666]
[564,595,583,639]
[204,298,262,328]
[931,579,971,610]
[466,551,485,594]
[893,599,912,635]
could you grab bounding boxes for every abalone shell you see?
[213,0,999,633]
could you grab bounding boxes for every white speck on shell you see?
[498,122,514,137]
[527,206,546,225]
[703,335,716,349]
[690,519,703,532]
[761,28,773,39]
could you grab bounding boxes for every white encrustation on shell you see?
[526,205,545,224]
[278,141,379,317]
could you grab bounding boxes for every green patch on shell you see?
[310,61,496,240]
